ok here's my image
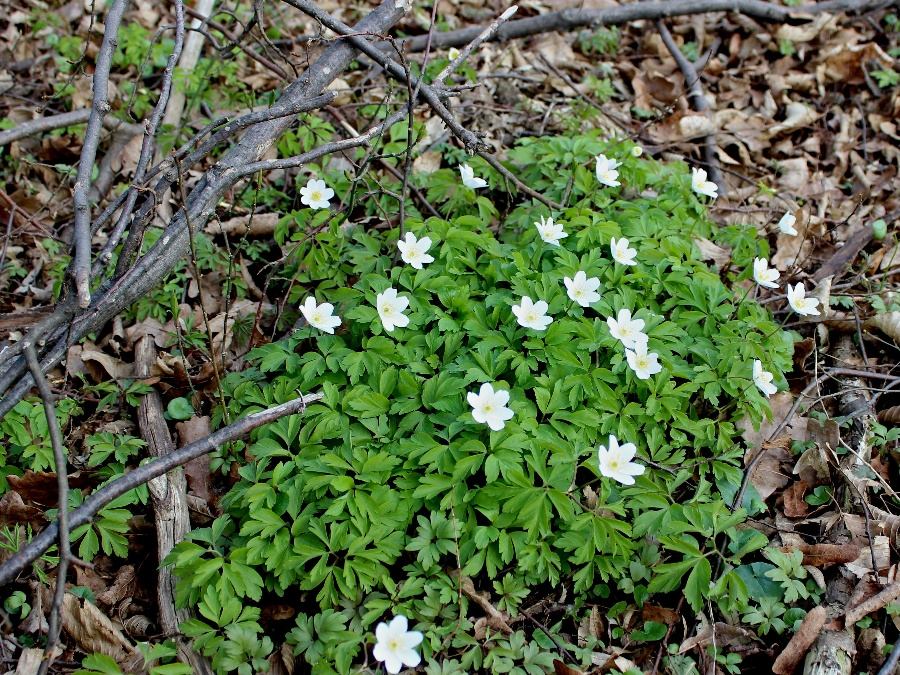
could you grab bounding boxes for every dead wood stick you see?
[0,110,142,147]
[23,345,69,675]
[399,0,897,51]
[134,336,211,675]
[0,392,321,588]
[773,606,827,674]
[656,20,725,195]
[71,0,128,309]
[846,581,900,625]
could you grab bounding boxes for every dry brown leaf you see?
[768,102,820,137]
[0,490,44,526]
[176,416,213,503]
[96,565,137,608]
[694,237,731,270]
[783,543,861,567]
[781,481,810,518]
[747,442,792,501]
[62,593,138,664]
[739,391,809,452]
[867,312,900,342]
[878,405,900,425]
[80,349,135,380]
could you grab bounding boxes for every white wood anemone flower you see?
[563,271,601,307]
[448,46,460,61]
[752,257,780,289]
[397,232,434,270]
[467,382,514,431]
[459,163,487,189]
[595,154,622,187]
[376,287,410,332]
[607,308,646,349]
[512,296,553,331]
[597,434,645,485]
[299,178,335,209]
[691,167,718,200]
[610,237,637,266]
[373,615,423,675]
[625,341,662,380]
[534,216,568,246]
[787,282,820,316]
[753,360,777,398]
[299,296,341,334]
[778,211,798,236]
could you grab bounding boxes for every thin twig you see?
[0,392,322,588]
[24,345,69,675]
[71,0,128,308]
[93,0,186,275]
[283,0,489,153]
[434,5,518,82]
[656,20,725,195]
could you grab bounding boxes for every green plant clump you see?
[167,132,793,673]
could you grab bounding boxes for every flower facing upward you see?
[778,211,798,236]
[299,178,335,210]
[752,257,780,289]
[787,282,820,316]
[563,271,601,307]
[448,46,460,61]
[595,154,621,187]
[534,216,568,246]
[459,163,487,189]
[753,360,777,398]
[631,145,643,157]
[597,435,645,485]
[397,232,434,270]
[625,341,662,380]
[691,167,718,200]
[376,288,410,332]
[299,296,341,334]
[607,308,646,349]
[512,296,553,331]
[467,382,514,431]
[373,615,423,675]
[610,237,637,266]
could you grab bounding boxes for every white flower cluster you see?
[308,154,792,668]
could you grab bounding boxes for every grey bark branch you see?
[0,110,142,147]
[24,345,69,675]
[0,392,321,589]
[92,0,186,275]
[399,0,898,51]
[655,20,726,195]
[72,0,129,309]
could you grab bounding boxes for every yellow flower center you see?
[482,403,493,413]
[609,459,620,470]
[636,355,649,369]
[311,190,323,201]
[387,638,401,651]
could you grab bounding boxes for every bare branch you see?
[0,110,142,147]
[72,0,128,309]
[399,0,896,51]
[656,20,725,195]
[0,392,322,588]
[24,345,69,675]
[435,5,518,82]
